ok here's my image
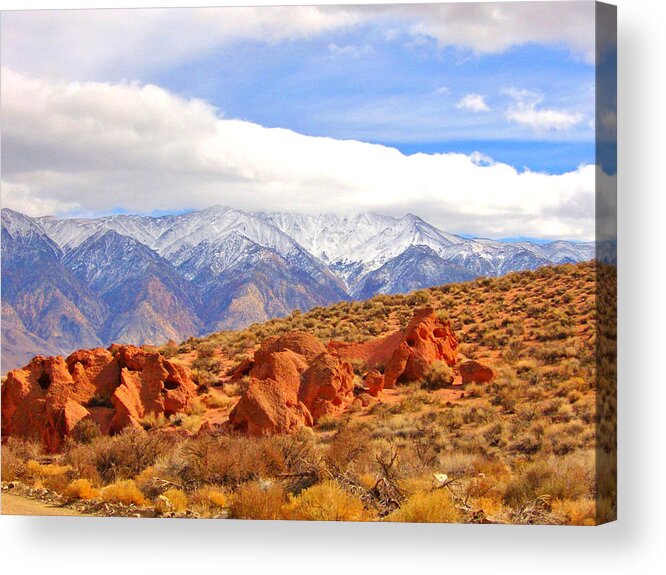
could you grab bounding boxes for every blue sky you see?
[0,3,604,241]
[152,26,594,173]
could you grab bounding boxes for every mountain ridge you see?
[1,206,595,373]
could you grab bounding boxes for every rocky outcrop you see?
[227,377,313,437]
[109,347,196,432]
[1,345,196,451]
[298,353,355,421]
[327,331,403,370]
[1,355,90,453]
[228,308,461,435]
[459,360,494,385]
[383,308,458,388]
[228,332,353,435]
[326,308,458,390]
[363,370,385,397]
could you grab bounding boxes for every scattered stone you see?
[459,360,494,385]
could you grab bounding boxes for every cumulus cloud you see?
[400,1,595,62]
[0,68,595,241]
[456,94,490,113]
[1,2,596,81]
[0,6,365,80]
[504,88,585,132]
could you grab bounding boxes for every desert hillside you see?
[1,261,616,524]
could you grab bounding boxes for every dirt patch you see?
[1,492,86,517]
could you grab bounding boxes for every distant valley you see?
[1,206,594,372]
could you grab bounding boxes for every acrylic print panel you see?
[0,1,616,525]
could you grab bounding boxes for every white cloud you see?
[0,6,365,80]
[400,2,595,62]
[1,3,596,82]
[456,94,490,113]
[504,88,585,132]
[0,68,596,241]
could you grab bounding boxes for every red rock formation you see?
[298,353,355,421]
[229,332,354,434]
[327,331,403,370]
[459,360,494,385]
[1,345,196,451]
[363,370,384,397]
[1,356,89,452]
[384,308,458,388]
[228,377,312,436]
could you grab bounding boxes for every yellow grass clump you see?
[64,478,100,500]
[101,479,146,506]
[385,489,460,523]
[281,481,368,522]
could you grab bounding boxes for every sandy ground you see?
[1,492,86,517]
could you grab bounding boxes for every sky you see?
[0,2,605,241]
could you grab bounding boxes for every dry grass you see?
[101,480,146,506]
[228,482,286,520]
[64,478,100,500]
[385,489,460,523]
[282,481,368,521]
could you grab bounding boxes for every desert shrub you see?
[64,478,100,500]
[421,360,454,389]
[71,418,102,445]
[325,426,371,475]
[176,434,288,487]
[25,460,71,491]
[65,427,173,484]
[385,489,460,523]
[281,481,368,521]
[1,437,41,481]
[316,415,342,432]
[101,480,146,506]
[552,498,596,526]
[205,391,235,408]
[190,485,228,516]
[156,488,188,513]
[228,482,286,520]
[501,453,593,508]
[139,412,169,430]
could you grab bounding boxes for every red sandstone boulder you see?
[228,332,355,434]
[298,352,355,421]
[226,332,324,435]
[1,355,89,452]
[109,347,196,432]
[256,331,326,363]
[228,377,312,436]
[384,308,458,388]
[363,370,385,397]
[459,360,494,385]
[1,345,196,451]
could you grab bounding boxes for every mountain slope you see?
[1,209,105,361]
[353,245,478,299]
[63,230,201,344]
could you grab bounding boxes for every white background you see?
[0,1,663,573]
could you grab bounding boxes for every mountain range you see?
[1,206,594,372]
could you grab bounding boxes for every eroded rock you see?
[1,345,196,451]
[459,360,494,385]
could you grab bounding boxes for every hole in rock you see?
[163,376,180,391]
[37,371,52,390]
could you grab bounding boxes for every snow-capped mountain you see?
[1,206,595,372]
